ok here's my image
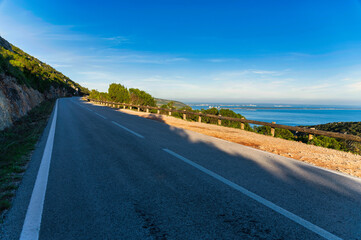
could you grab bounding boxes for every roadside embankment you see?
[0,74,44,131]
[90,101,361,178]
[0,99,55,216]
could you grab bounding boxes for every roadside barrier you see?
[88,99,361,142]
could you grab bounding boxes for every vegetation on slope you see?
[0,37,88,95]
[89,83,157,107]
[0,100,55,216]
[155,98,188,109]
[309,122,361,137]
[308,122,361,154]
[255,122,361,154]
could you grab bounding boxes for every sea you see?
[188,103,361,126]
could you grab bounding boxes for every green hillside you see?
[306,122,361,154]
[155,98,188,109]
[309,122,361,137]
[0,36,88,95]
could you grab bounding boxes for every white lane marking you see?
[94,112,106,119]
[111,121,144,139]
[75,103,93,112]
[162,148,342,240]
[20,100,59,240]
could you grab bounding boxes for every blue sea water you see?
[188,103,361,126]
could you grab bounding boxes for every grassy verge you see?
[0,99,55,217]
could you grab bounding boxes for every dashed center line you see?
[162,148,342,240]
[94,112,107,119]
[111,121,144,139]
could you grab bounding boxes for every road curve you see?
[1,97,361,240]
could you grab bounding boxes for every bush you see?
[254,126,295,140]
[310,136,342,150]
[275,128,295,140]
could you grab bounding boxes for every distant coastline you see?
[187,103,361,126]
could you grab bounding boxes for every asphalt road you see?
[1,97,361,240]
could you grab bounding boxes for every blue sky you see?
[1,0,361,104]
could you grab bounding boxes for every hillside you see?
[0,36,88,130]
[155,98,188,109]
[309,122,361,137]
[0,36,88,95]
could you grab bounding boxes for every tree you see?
[129,88,156,106]
[108,83,129,103]
[89,89,100,100]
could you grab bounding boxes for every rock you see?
[0,74,44,130]
[0,36,14,52]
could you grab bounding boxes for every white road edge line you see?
[94,112,106,119]
[162,148,342,240]
[111,121,144,139]
[20,100,59,240]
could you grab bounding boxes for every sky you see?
[1,0,361,105]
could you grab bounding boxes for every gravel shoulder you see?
[90,103,361,178]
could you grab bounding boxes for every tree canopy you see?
[108,83,129,103]
[89,84,156,107]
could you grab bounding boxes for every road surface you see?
[1,97,361,240]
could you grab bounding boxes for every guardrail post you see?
[183,111,186,120]
[146,106,149,113]
[241,117,245,130]
[271,122,276,137]
[137,105,140,112]
[198,116,202,123]
[218,115,222,125]
[157,109,160,114]
[309,128,315,141]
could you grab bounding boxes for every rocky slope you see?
[0,74,43,130]
[0,36,88,130]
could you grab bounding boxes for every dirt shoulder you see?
[90,102,361,178]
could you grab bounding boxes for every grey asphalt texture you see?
[1,97,361,239]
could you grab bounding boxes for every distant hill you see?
[155,98,188,109]
[309,122,361,137]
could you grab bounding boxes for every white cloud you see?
[347,81,361,91]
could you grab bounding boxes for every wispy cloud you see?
[347,81,361,91]
[102,36,130,45]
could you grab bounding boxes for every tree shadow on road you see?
[86,101,361,239]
